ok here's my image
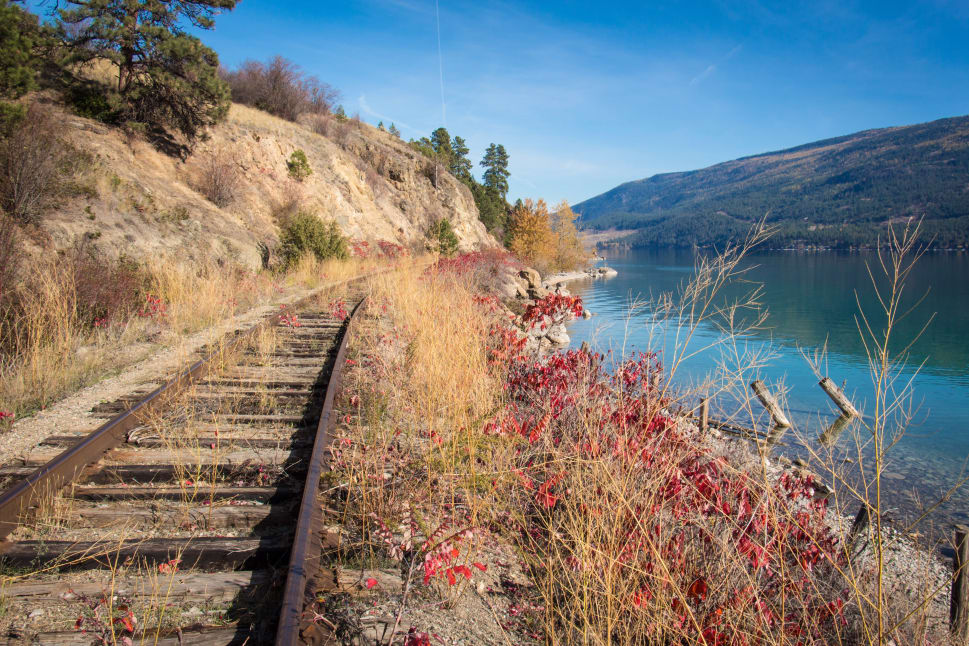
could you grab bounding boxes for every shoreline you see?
[542,264,617,289]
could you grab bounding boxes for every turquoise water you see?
[565,248,969,532]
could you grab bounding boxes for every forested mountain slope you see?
[575,115,969,248]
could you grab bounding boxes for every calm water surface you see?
[565,248,969,533]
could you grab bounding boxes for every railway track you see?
[0,282,367,645]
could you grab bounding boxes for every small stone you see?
[546,325,570,346]
[793,458,808,468]
[582,310,592,319]
[28,610,43,619]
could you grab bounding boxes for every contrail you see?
[435,0,446,127]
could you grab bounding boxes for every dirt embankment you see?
[37,103,496,267]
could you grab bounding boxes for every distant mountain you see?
[574,115,969,249]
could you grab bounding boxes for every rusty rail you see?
[0,272,379,541]
[274,298,364,646]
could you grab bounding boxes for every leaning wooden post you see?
[847,503,870,552]
[819,377,861,418]
[698,398,709,433]
[951,525,969,643]
[750,380,791,427]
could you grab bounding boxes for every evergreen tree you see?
[471,181,505,233]
[429,126,453,161]
[481,143,510,198]
[388,122,400,138]
[450,135,472,180]
[59,0,237,146]
[0,1,44,99]
[334,104,347,121]
[431,218,459,256]
[377,120,384,130]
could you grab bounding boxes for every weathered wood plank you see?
[0,570,270,602]
[16,626,247,646]
[70,485,297,503]
[0,536,290,570]
[70,503,288,530]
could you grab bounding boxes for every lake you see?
[564,247,969,537]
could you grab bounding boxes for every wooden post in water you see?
[819,414,853,448]
[699,398,709,433]
[750,380,791,428]
[819,377,861,417]
[952,525,969,643]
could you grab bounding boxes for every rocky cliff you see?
[39,103,496,267]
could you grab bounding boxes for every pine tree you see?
[481,143,510,198]
[378,120,385,130]
[59,0,237,146]
[334,104,347,121]
[429,127,453,160]
[0,1,44,100]
[388,123,400,138]
[450,135,472,180]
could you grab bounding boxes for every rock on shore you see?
[496,264,616,353]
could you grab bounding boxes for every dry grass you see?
[0,252,381,421]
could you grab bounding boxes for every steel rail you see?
[274,297,364,646]
[0,272,379,542]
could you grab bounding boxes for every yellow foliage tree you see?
[550,200,588,271]
[508,198,589,272]
[508,198,555,270]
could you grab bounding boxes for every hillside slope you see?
[37,103,495,266]
[575,115,969,249]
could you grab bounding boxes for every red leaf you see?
[688,577,708,602]
[365,577,378,589]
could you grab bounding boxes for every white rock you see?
[546,325,570,346]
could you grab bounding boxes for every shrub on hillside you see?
[223,56,339,122]
[429,218,459,256]
[196,147,242,207]
[0,102,75,222]
[286,149,311,182]
[279,212,348,270]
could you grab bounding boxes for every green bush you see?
[279,212,347,269]
[286,149,312,181]
[431,218,459,256]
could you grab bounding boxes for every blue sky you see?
[68,1,969,203]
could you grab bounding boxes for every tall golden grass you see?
[0,252,378,421]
